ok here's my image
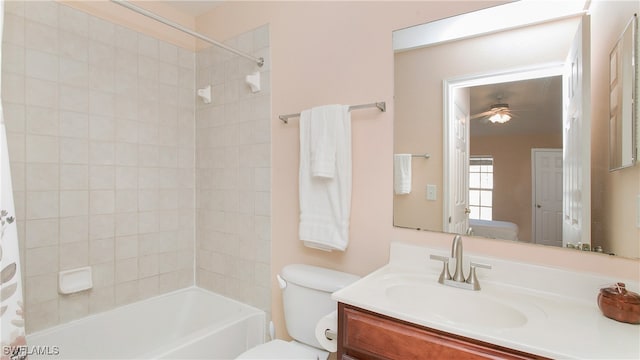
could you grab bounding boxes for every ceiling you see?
[470,76,563,137]
[158,0,224,17]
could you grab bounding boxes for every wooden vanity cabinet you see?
[337,303,548,360]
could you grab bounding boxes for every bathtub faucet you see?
[429,235,492,291]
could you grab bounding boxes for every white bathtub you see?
[27,287,265,359]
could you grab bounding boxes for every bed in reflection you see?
[469,219,519,241]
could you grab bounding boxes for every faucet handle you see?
[466,262,492,290]
[470,262,492,270]
[429,254,452,283]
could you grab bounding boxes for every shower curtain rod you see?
[111,0,264,67]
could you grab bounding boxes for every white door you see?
[562,14,591,248]
[449,86,470,234]
[533,149,563,246]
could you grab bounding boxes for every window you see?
[469,156,493,220]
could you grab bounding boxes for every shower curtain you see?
[0,0,27,358]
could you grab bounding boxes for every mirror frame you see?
[608,14,638,171]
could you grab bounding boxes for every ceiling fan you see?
[470,96,513,124]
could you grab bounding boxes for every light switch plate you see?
[426,184,437,201]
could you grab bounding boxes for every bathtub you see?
[26,287,265,359]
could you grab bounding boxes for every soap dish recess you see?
[59,267,93,294]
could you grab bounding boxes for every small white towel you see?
[394,154,412,195]
[299,105,351,251]
[309,106,340,178]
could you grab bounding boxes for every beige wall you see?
[195,0,640,342]
[393,17,578,232]
[590,0,640,258]
[471,134,563,243]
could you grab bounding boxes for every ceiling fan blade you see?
[470,110,493,119]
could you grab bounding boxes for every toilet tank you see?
[279,264,360,349]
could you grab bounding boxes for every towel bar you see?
[279,101,386,123]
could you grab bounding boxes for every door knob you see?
[464,208,471,214]
[536,204,542,208]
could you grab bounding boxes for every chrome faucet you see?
[429,235,491,291]
[451,235,465,282]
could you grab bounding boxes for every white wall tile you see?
[25,274,58,305]
[115,143,137,166]
[26,245,58,276]
[137,34,158,59]
[89,16,115,45]
[115,280,139,306]
[2,72,25,104]
[59,240,89,270]
[25,0,58,28]
[59,216,89,244]
[60,111,88,138]
[3,103,26,133]
[26,163,58,191]
[25,299,58,333]
[89,214,114,240]
[59,5,88,37]
[26,190,59,219]
[90,190,115,215]
[60,190,88,217]
[89,165,114,190]
[59,31,89,62]
[115,235,138,260]
[25,218,59,249]
[115,258,138,283]
[89,115,115,141]
[58,292,89,323]
[59,57,89,88]
[25,48,58,82]
[89,141,114,165]
[90,238,115,265]
[3,13,25,46]
[115,190,137,212]
[60,138,88,164]
[88,285,115,314]
[59,85,89,113]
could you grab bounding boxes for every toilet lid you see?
[236,339,329,360]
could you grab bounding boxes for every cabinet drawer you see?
[339,304,546,360]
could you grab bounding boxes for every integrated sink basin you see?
[331,242,640,359]
[375,272,546,330]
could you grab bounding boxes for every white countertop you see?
[332,242,640,359]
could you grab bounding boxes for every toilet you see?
[236,264,360,359]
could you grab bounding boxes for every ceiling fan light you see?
[489,113,511,123]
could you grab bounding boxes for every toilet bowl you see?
[236,264,360,359]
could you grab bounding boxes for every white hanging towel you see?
[309,106,339,178]
[394,154,412,195]
[299,105,351,251]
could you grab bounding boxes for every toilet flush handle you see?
[276,274,287,289]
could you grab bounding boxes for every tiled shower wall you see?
[2,1,196,332]
[195,26,272,320]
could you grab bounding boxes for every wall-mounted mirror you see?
[393,1,640,259]
[609,14,638,171]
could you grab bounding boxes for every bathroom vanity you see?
[337,303,544,359]
[332,241,640,359]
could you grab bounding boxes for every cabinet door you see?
[338,303,546,360]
